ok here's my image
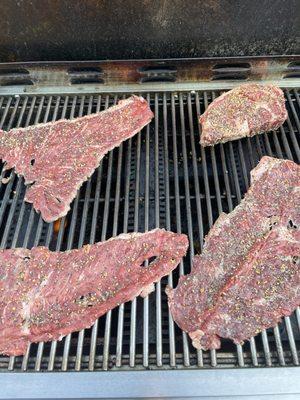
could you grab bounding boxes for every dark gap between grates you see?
[0,90,299,371]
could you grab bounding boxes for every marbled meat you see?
[0,96,153,222]
[0,229,188,356]
[199,84,287,146]
[167,156,300,349]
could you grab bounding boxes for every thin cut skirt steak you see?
[167,156,300,349]
[196,227,300,349]
[0,96,153,222]
[199,84,287,146]
[0,229,188,356]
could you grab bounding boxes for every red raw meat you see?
[199,84,287,146]
[0,96,153,222]
[0,229,188,356]
[167,156,300,349]
[195,227,300,349]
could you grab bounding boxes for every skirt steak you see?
[167,156,300,349]
[0,229,188,356]
[0,96,153,222]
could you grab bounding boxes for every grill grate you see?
[0,90,299,372]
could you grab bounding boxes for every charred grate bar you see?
[0,89,299,372]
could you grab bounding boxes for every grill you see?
[0,51,299,398]
[0,85,300,376]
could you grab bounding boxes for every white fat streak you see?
[235,118,249,136]
[21,301,31,335]
[140,283,155,297]
[252,298,267,307]
[220,313,232,323]
[110,228,162,241]
[21,271,53,335]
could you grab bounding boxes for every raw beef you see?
[167,156,300,349]
[0,96,153,222]
[199,84,287,146]
[0,229,188,356]
[196,227,300,349]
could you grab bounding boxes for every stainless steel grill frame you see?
[0,58,300,398]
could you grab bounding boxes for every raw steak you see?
[0,96,153,222]
[195,227,300,349]
[199,84,287,146]
[167,156,300,349]
[0,229,188,356]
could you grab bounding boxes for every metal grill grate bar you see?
[102,95,121,371]
[47,96,70,371]
[115,119,131,368]
[163,93,176,367]
[186,94,205,366]
[170,93,190,366]
[154,93,163,367]
[74,96,94,371]
[60,95,83,372]
[128,123,140,368]
[142,93,151,368]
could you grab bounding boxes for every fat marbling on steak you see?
[0,229,188,356]
[0,96,153,222]
[167,156,300,349]
[199,84,287,146]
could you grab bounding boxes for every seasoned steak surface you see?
[0,229,188,355]
[196,227,300,349]
[0,96,153,222]
[167,157,300,349]
[199,84,287,146]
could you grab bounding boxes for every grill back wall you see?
[0,0,299,61]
